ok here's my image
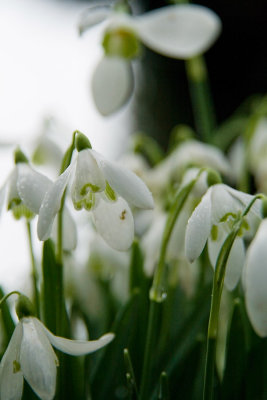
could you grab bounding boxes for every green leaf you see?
[90,290,142,400]
[221,299,248,400]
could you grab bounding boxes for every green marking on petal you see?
[7,197,21,211]
[12,204,35,220]
[105,181,117,201]
[211,224,218,241]
[80,183,101,196]
[220,212,237,223]
[13,360,21,373]
[102,27,141,59]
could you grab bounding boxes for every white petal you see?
[0,323,24,400]
[71,149,105,206]
[17,164,52,214]
[35,319,114,356]
[37,163,74,241]
[208,233,245,291]
[78,4,112,34]
[92,56,134,116]
[93,196,134,251]
[95,153,154,209]
[20,318,58,400]
[134,4,221,59]
[0,181,7,216]
[185,188,212,262]
[7,168,19,206]
[50,207,77,251]
[245,219,267,337]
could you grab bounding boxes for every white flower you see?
[0,316,114,400]
[144,140,231,196]
[82,4,221,115]
[15,163,77,251]
[185,184,262,290]
[244,219,267,337]
[37,148,154,251]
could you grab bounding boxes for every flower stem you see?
[26,221,40,318]
[185,56,216,143]
[203,195,262,400]
[140,174,201,400]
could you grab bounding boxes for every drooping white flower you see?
[16,163,77,251]
[185,184,262,290]
[36,143,154,251]
[244,218,267,337]
[81,3,221,115]
[0,316,114,400]
[144,140,231,196]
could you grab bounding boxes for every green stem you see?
[26,221,40,318]
[140,173,202,400]
[139,300,159,400]
[203,195,262,400]
[185,56,216,143]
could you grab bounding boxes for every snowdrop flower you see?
[37,133,154,251]
[244,218,267,337]
[144,140,231,196]
[185,184,262,290]
[0,316,114,400]
[10,155,77,251]
[80,3,221,115]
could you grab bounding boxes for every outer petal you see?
[51,207,77,251]
[37,163,74,241]
[91,56,134,116]
[185,188,212,262]
[134,4,221,59]
[245,219,267,337]
[208,232,245,291]
[92,196,134,251]
[35,318,114,356]
[0,323,24,400]
[0,181,7,216]
[17,164,52,214]
[20,318,58,400]
[94,152,154,209]
[78,4,112,34]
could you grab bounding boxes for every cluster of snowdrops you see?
[1,2,267,400]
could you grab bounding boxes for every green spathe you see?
[75,132,92,152]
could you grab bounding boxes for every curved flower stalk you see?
[0,316,114,400]
[80,3,221,115]
[244,218,267,337]
[185,184,262,290]
[36,134,154,251]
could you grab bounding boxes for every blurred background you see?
[1,0,267,289]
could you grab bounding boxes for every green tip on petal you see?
[261,197,267,218]
[15,294,35,319]
[75,132,92,152]
[14,148,29,164]
[206,168,222,187]
[102,27,141,59]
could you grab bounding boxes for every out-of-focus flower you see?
[185,184,262,290]
[0,316,114,400]
[36,135,154,251]
[80,3,221,115]
[244,218,267,337]
[144,139,231,197]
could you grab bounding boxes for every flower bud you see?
[15,294,35,319]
